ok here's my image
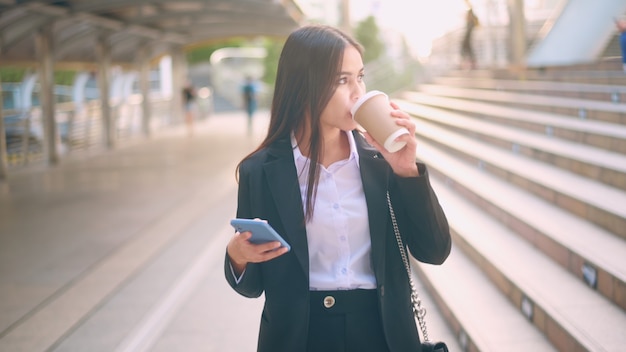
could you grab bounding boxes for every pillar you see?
[339,0,351,35]
[36,25,59,165]
[170,48,186,125]
[96,33,114,148]
[508,0,526,67]
[0,78,7,179]
[138,46,152,137]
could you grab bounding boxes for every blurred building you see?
[429,0,626,71]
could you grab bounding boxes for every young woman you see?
[225,25,451,352]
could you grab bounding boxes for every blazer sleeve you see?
[223,159,264,298]
[390,162,451,265]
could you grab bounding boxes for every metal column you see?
[0,78,7,180]
[171,47,186,125]
[138,46,152,137]
[508,0,526,67]
[97,33,114,149]
[36,25,59,165]
[340,0,351,35]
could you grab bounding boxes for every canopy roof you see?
[0,0,303,66]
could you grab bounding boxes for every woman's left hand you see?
[362,101,419,177]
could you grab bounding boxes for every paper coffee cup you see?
[351,90,409,153]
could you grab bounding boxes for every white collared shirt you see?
[292,131,376,290]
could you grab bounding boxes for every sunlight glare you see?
[351,0,470,57]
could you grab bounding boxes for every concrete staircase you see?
[399,67,626,351]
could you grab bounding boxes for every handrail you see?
[2,93,213,167]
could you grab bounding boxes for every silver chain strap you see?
[386,191,430,343]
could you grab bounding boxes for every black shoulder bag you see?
[386,191,450,352]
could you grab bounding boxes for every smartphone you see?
[230,218,291,251]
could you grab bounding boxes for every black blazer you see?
[225,131,451,352]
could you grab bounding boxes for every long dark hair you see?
[237,25,363,221]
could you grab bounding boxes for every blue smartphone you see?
[230,218,291,251]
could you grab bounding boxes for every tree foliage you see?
[0,68,27,83]
[0,68,75,85]
[354,16,384,63]
[54,70,76,86]
[261,38,284,86]
[186,38,248,64]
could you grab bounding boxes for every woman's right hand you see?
[227,231,289,276]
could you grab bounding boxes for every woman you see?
[225,25,451,352]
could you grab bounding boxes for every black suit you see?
[225,131,451,352]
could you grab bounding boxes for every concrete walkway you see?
[0,111,269,352]
[0,110,459,352]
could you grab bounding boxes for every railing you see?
[2,93,213,167]
[428,20,546,73]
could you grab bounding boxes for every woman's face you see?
[319,46,365,134]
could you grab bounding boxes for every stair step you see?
[418,153,626,351]
[397,97,626,190]
[432,76,626,103]
[415,137,626,310]
[418,84,626,124]
[413,67,626,352]
[401,91,626,154]
[463,67,626,87]
[412,242,556,352]
[404,111,626,241]
[415,242,556,352]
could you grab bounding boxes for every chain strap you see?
[386,191,430,343]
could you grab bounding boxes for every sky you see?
[350,0,471,57]
[300,0,557,58]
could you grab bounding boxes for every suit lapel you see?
[355,132,390,284]
[263,139,310,277]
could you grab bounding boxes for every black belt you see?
[309,289,378,315]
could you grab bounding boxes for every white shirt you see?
[292,132,377,290]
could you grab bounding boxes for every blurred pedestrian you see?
[616,17,626,72]
[242,76,258,135]
[182,82,196,136]
[461,6,479,70]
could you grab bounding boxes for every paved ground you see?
[0,110,459,352]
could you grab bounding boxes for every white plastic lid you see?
[384,127,409,153]
[350,90,388,118]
